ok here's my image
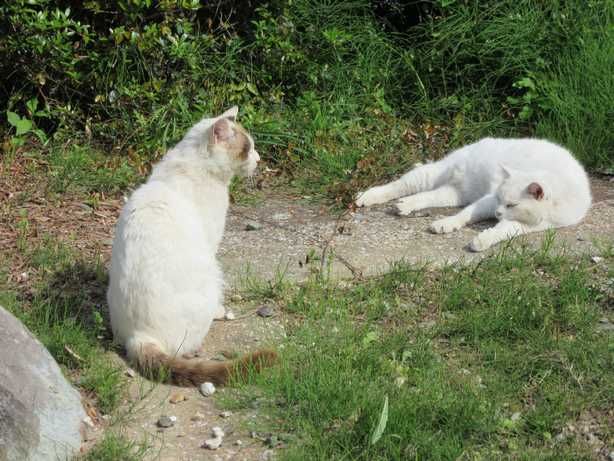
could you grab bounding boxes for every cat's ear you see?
[527,182,544,200]
[221,106,239,121]
[500,164,512,179]
[211,117,234,144]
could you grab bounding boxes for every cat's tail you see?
[130,340,277,386]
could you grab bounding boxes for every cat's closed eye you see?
[505,203,518,209]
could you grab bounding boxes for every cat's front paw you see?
[430,217,462,234]
[468,235,491,252]
[355,188,382,207]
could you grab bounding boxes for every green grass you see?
[0,237,125,414]
[80,433,150,461]
[535,21,614,169]
[228,240,613,459]
[45,144,138,194]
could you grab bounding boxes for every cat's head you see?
[495,165,548,225]
[205,106,260,177]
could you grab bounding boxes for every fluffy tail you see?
[135,343,277,386]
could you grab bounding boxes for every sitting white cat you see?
[107,106,275,385]
[356,138,591,251]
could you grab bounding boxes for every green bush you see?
[1,0,612,193]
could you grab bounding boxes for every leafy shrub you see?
[1,0,611,193]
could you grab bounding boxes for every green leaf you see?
[26,97,38,116]
[6,111,21,128]
[15,118,33,136]
[370,395,388,446]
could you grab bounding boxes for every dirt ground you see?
[220,177,614,284]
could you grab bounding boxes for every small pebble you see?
[224,311,236,321]
[577,234,586,241]
[234,440,243,446]
[170,392,187,404]
[220,411,232,418]
[82,416,95,428]
[203,437,223,450]
[591,256,603,263]
[257,305,274,318]
[157,415,175,428]
[245,220,262,231]
[199,382,216,397]
[212,426,225,438]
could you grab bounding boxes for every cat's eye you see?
[505,203,518,209]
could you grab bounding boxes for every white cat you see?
[356,138,591,251]
[107,107,275,385]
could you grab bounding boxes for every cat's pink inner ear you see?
[527,182,544,200]
[212,118,233,144]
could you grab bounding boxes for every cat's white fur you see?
[356,138,591,251]
[107,107,273,384]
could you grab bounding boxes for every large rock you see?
[0,305,85,461]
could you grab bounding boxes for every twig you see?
[64,345,84,362]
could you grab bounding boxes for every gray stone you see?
[257,306,274,318]
[0,305,86,461]
[157,415,175,428]
[199,381,216,397]
[245,220,262,231]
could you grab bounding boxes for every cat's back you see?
[110,179,214,288]
[115,180,204,248]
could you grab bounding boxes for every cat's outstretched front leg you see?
[469,220,549,252]
[356,162,445,207]
[430,194,497,234]
[356,178,408,207]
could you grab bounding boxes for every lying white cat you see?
[107,107,275,385]
[356,138,591,251]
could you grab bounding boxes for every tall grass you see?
[536,22,614,169]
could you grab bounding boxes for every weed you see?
[80,432,150,461]
[232,242,613,459]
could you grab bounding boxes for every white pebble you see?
[591,256,603,263]
[212,426,225,438]
[234,440,243,446]
[203,437,223,450]
[169,415,177,423]
[220,411,232,418]
[225,311,236,320]
[199,382,216,396]
[82,416,95,428]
